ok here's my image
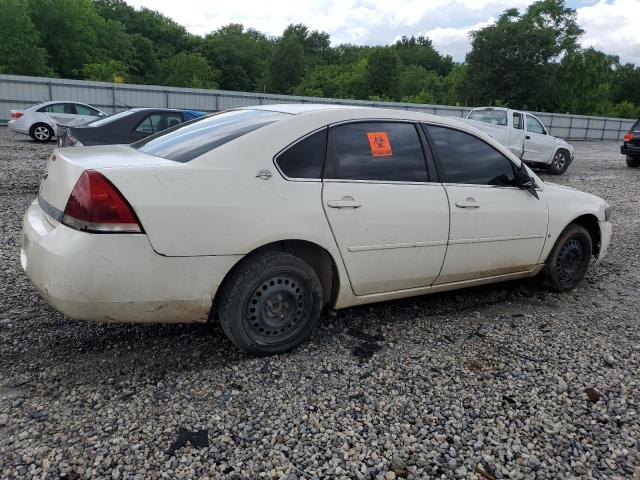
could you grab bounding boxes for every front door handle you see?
[525,135,531,139]
[455,198,480,209]
[327,196,361,209]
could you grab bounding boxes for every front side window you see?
[132,109,288,163]
[275,129,327,179]
[326,122,428,182]
[426,125,515,186]
[75,104,100,116]
[526,115,546,134]
[468,109,508,126]
[513,112,523,130]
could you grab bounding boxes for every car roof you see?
[249,103,364,115]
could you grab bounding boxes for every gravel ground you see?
[1,126,639,480]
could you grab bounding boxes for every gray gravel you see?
[1,127,639,479]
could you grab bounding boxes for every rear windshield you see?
[131,109,288,163]
[468,109,508,126]
[86,110,134,127]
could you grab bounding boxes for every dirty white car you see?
[21,105,612,355]
[9,101,107,142]
[465,107,574,174]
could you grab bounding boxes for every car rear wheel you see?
[544,224,592,292]
[626,155,640,168]
[30,123,53,142]
[218,251,323,355]
[546,150,570,175]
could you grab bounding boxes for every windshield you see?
[468,110,508,126]
[86,110,134,127]
[131,109,289,163]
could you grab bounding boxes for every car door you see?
[322,121,450,296]
[424,124,548,284]
[73,103,102,126]
[43,103,78,127]
[523,114,554,163]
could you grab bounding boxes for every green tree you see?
[202,24,270,91]
[366,47,401,99]
[611,63,640,106]
[398,65,442,102]
[294,59,369,99]
[81,59,127,82]
[0,0,51,75]
[269,35,305,94]
[394,36,453,76]
[157,52,219,89]
[465,0,583,110]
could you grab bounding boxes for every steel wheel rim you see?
[553,152,566,169]
[556,238,585,284]
[243,271,312,346]
[34,126,49,140]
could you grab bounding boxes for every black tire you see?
[626,155,640,168]
[546,150,570,175]
[29,123,53,142]
[544,224,592,292]
[218,251,323,355]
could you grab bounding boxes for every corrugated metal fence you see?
[0,74,633,140]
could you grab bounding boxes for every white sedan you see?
[9,101,107,142]
[21,105,612,355]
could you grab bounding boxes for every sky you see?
[126,0,640,64]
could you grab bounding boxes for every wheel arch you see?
[567,214,601,258]
[210,239,341,321]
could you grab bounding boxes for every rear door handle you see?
[455,198,480,209]
[327,197,361,209]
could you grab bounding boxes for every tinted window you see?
[513,112,523,130]
[468,109,507,126]
[135,113,184,134]
[526,115,546,134]
[328,122,427,182]
[132,109,288,163]
[276,129,327,179]
[427,125,515,186]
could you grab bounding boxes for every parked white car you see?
[9,101,107,142]
[465,107,574,174]
[21,105,611,355]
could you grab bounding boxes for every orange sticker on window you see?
[367,132,392,156]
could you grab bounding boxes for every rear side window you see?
[513,112,523,130]
[135,113,183,134]
[326,122,428,182]
[468,109,507,126]
[132,109,288,163]
[275,129,327,179]
[426,125,515,186]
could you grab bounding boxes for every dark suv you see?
[621,118,640,167]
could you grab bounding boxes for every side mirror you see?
[514,165,539,199]
[98,112,107,117]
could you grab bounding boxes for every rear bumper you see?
[21,199,242,323]
[620,144,640,156]
[598,220,612,261]
[8,120,29,135]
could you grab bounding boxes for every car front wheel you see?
[218,251,323,355]
[544,224,592,292]
[546,150,570,175]
[29,123,53,142]
[626,155,640,168]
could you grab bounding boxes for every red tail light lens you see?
[10,111,23,119]
[624,132,633,142]
[62,170,143,233]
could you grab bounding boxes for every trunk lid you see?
[38,145,175,213]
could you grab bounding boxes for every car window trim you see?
[133,113,156,135]
[272,127,329,182]
[526,114,546,134]
[323,120,432,184]
[421,122,518,187]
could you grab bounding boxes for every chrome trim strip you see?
[323,179,441,186]
[37,196,64,223]
[449,234,545,245]
[348,240,447,252]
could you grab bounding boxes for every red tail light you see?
[10,111,23,120]
[62,170,143,233]
[624,132,633,142]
